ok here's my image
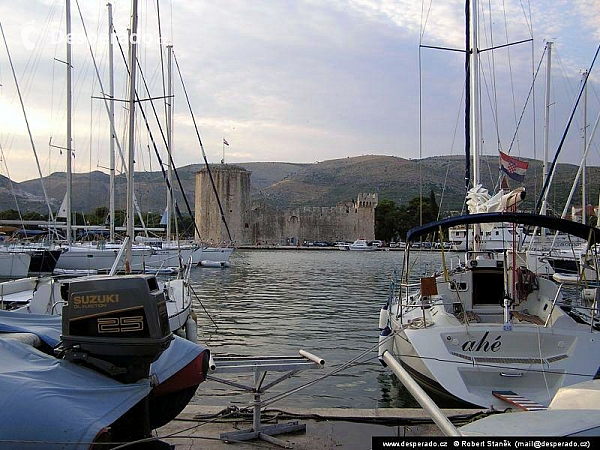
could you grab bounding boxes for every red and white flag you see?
[499,151,528,182]
[223,138,229,146]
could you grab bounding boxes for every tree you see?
[375,200,399,242]
[375,191,441,242]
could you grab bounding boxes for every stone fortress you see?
[194,165,378,246]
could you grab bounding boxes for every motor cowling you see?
[59,274,173,383]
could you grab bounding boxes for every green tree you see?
[375,199,399,242]
[0,210,20,220]
[374,191,441,242]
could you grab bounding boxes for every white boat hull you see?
[385,290,600,409]
[190,247,234,265]
[0,252,31,278]
[54,244,153,272]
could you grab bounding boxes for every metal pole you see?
[126,0,138,267]
[541,42,553,217]
[66,0,73,245]
[253,368,261,432]
[470,0,481,252]
[166,45,173,243]
[107,2,116,243]
[381,351,461,436]
[582,69,588,225]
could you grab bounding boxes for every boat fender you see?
[185,316,198,344]
[378,304,390,330]
[208,354,216,371]
[200,260,231,268]
[378,327,393,367]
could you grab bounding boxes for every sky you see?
[0,0,599,184]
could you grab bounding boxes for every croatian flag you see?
[499,151,528,182]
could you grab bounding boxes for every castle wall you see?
[195,166,377,245]
[250,194,378,245]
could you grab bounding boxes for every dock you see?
[236,245,405,251]
[158,406,484,448]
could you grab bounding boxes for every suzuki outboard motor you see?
[59,274,173,383]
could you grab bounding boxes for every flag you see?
[499,151,528,182]
[223,138,229,146]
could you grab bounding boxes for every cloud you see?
[0,0,599,187]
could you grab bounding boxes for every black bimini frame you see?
[406,212,600,244]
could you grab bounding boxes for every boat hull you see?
[389,315,600,409]
[191,247,234,265]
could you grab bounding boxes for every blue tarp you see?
[0,311,205,449]
[0,311,62,347]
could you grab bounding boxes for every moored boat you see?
[348,239,377,251]
[0,273,210,447]
[378,212,600,409]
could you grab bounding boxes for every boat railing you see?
[544,283,564,328]
[51,300,67,314]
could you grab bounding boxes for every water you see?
[188,249,420,409]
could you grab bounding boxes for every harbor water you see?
[189,249,426,409]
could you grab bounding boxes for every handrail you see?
[381,351,461,436]
[109,236,129,276]
[544,283,564,328]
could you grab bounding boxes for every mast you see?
[469,0,481,251]
[582,69,588,225]
[166,44,173,244]
[66,0,73,245]
[108,2,116,242]
[541,41,552,217]
[469,0,480,188]
[126,0,139,267]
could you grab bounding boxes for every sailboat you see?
[377,0,600,409]
[1,1,197,342]
[0,2,210,447]
[50,2,154,275]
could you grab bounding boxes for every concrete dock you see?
[157,406,485,449]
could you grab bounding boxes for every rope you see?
[0,22,56,226]
[74,0,148,232]
[535,43,600,213]
[111,406,255,449]
[189,283,219,329]
[259,332,397,408]
[172,50,234,244]
[112,32,197,242]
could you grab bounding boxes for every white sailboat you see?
[1,1,196,341]
[53,0,155,275]
[379,213,600,409]
[377,0,600,410]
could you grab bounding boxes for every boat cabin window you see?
[449,280,468,292]
[472,268,504,306]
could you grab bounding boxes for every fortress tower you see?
[194,165,251,245]
[354,193,378,240]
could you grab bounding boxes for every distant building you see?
[195,166,378,245]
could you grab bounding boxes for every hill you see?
[9,155,599,216]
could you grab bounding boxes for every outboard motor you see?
[58,274,173,383]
